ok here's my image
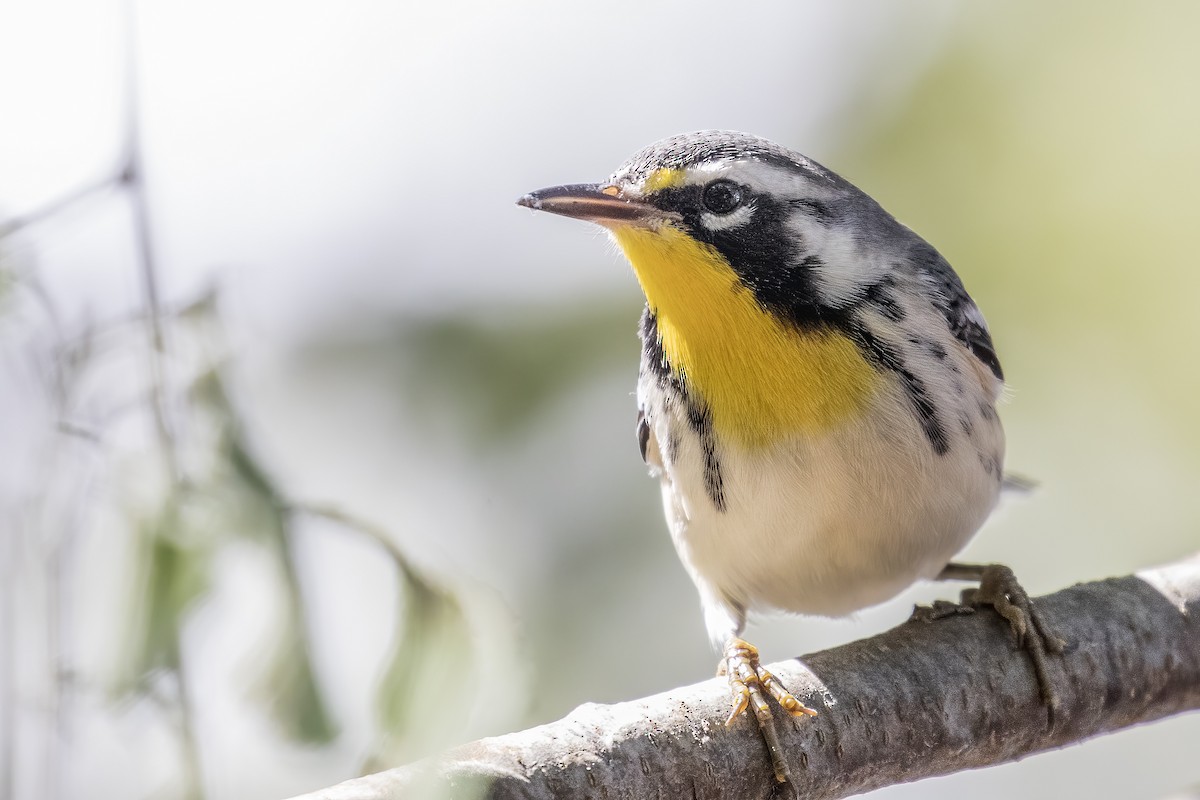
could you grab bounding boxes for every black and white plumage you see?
[610,131,1006,645]
[518,131,1055,779]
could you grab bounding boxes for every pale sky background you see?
[2,2,1199,799]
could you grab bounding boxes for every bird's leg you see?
[916,562,1067,710]
[718,637,817,784]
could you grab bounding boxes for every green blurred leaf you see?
[193,367,340,743]
[375,560,471,739]
[116,359,341,745]
[293,505,475,769]
[305,301,638,444]
[120,502,211,687]
[190,365,285,545]
[254,582,340,745]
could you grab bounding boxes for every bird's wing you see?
[636,408,651,463]
[912,244,1004,382]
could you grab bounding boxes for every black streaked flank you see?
[640,308,727,511]
[978,451,1002,480]
[684,389,726,511]
[862,276,906,323]
[701,430,727,512]
[666,429,681,464]
[667,431,686,462]
[685,398,706,431]
[640,307,675,387]
[679,399,726,512]
[925,340,949,360]
[850,321,951,456]
[958,413,974,438]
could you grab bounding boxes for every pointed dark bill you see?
[517,183,664,227]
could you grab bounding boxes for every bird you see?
[517,131,1062,783]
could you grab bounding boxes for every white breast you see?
[638,349,1004,648]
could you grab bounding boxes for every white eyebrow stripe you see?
[743,163,840,201]
[684,160,841,203]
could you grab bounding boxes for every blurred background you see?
[2,1,1199,798]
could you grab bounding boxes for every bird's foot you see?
[719,637,817,784]
[920,562,1067,711]
[909,598,976,622]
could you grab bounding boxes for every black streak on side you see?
[958,412,974,438]
[850,320,951,456]
[862,275,906,322]
[978,452,1002,480]
[640,307,727,511]
[640,306,675,387]
[925,340,949,360]
[690,404,727,512]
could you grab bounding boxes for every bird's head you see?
[518,130,906,322]
[516,131,976,446]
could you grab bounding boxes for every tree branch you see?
[290,554,1200,800]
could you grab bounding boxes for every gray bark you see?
[290,554,1200,800]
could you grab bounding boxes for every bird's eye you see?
[701,180,743,215]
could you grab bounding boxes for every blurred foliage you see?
[115,307,336,745]
[377,561,467,735]
[307,301,638,445]
[303,506,475,772]
[0,230,475,795]
[129,505,212,675]
[117,297,475,752]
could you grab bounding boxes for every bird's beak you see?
[517,183,663,228]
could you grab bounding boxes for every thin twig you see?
[294,504,424,586]
[0,175,120,241]
[122,8,181,488]
[120,2,198,794]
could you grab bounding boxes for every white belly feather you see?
[640,368,1004,646]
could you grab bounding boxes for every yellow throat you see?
[613,225,879,448]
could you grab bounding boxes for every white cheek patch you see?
[699,202,755,232]
[787,212,888,307]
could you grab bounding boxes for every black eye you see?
[701,180,743,215]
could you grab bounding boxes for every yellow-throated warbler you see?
[518,131,1062,783]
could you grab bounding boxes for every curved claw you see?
[761,668,819,717]
[724,677,750,726]
[721,638,818,725]
[720,637,815,784]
